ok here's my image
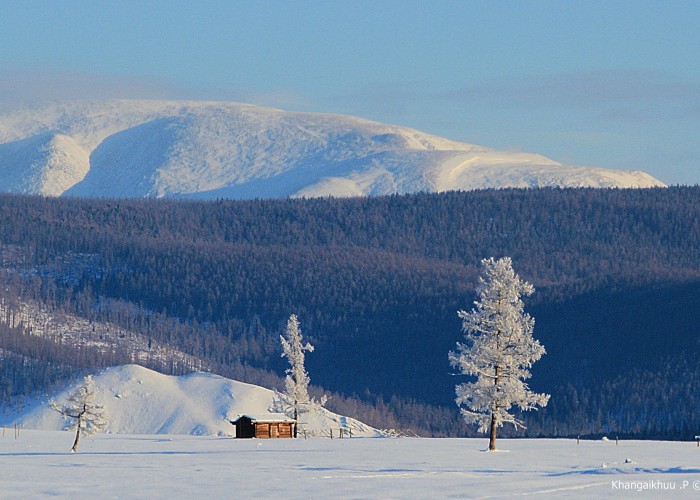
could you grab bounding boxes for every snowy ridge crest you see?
[0,100,665,199]
[5,364,379,437]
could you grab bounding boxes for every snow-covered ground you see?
[1,431,698,498]
[3,366,698,498]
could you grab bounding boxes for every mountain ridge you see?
[0,99,664,199]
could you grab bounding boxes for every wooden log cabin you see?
[231,414,297,438]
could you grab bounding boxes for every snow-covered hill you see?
[0,100,664,199]
[2,364,378,437]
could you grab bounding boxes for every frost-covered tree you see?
[449,257,549,451]
[281,314,312,418]
[50,375,107,452]
[278,314,325,434]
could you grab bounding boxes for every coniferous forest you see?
[0,186,698,438]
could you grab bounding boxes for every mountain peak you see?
[0,100,665,199]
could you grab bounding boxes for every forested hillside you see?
[0,187,698,437]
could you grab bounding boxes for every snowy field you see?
[1,431,699,499]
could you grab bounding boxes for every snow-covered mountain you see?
[0,100,664,199]
[3,364,379,437]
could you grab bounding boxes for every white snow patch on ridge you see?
[0,99,665,199]
[3,364,379,437]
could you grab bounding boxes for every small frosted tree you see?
[50,375,107,452]
[449,257,549,451]
[277,314,325,434]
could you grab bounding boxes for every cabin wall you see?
[254,422,294,438]
[277,423,293,438]
[255,423,271,438]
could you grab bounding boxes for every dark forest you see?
[0,186,698,438]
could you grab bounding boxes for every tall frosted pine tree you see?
[449,257,549,451]
[280,314,314,427]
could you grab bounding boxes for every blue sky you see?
[1,0,698,184]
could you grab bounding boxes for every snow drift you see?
[0,100,664,199]
[4,365,379,437]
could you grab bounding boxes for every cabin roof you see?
[231,413,296,424]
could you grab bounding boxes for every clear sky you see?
[1,0,698,185]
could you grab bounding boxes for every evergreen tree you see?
[280,315,313,426]
[449,257,549,450]
[50,375,107,452]
[276,314,327,436]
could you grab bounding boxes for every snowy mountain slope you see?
[3,364,379,437]
[0,294,207,374]
[0,133,89,196]
[0,100,664,199]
